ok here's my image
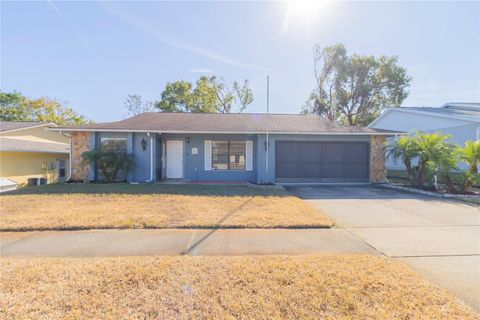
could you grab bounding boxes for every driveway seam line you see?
[341,228,387,257]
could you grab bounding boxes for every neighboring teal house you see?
[52,113,398,184]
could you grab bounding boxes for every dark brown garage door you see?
[275,141,370,183]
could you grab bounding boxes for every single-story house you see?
[0,121,70,187]
[368,102,480,169]
[51,113,398,184]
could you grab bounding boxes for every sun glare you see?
[282,0,327,35]
[289,0,324,18]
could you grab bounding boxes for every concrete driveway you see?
[286,185,480,310]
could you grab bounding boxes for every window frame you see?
[211,140,246,171]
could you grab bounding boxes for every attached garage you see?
[275,141,370,183]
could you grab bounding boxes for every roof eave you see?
[48,127,401,136]
[0,122,57,134]
[0,148,69,154]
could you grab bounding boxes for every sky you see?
[1,1,479,122]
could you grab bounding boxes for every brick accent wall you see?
[71,131,91,182]
[370,135,387,183]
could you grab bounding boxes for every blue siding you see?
[131,132,157,182]
[162,133,257,182]
[89,131,372,183]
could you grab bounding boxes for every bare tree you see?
[124,94,154,116]
[305,44,411,126]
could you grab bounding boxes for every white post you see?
[147,133,154,182]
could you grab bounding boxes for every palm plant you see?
[435,145,459,193]
[458,140,480,192]
[82,150,135,183]
[414,132,451,188]
[386,135,418,185]
[459,141,480,174]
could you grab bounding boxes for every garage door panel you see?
[346,163,368,178]
[298,142,322,161]
[346,143,368,160]
[276,141,297,161]
[323,163,345,178]
[345,143,369,179]
[298,142,322,178]
[299,164,321,178]
[322,144,344,161]
[276,163,298,178]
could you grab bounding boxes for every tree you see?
[459,140,480,175]
[0,91,28,121]
[434,145,460,194]
[124,94,154,116]
[386,135,418,185]
[155,81,195,112]
[0,91,89,125]
[458,141,480,192]
[304,44,411,126]
[414,132,452,188]
[154,76,253,113]
[233,80,254,113]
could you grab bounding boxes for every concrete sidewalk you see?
[0,228,378,257]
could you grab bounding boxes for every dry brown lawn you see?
[0,184,332,230]
[1,255,477,319]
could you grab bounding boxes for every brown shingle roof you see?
[53,113,400,135]
[0,121,51,132]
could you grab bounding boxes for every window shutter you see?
[246,140,253,171]
[204,140,212,171]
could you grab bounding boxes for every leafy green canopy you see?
[0,91,89,125]
[304,44,411,126]
[154,76,253,113]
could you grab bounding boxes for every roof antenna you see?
[267,75,270,114]
[265,75,270,184]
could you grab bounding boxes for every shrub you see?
[457,141,480,192]
[413,132,452,189]
[82,149,135,183]
[386,132,479,194]
[386,135,418,185]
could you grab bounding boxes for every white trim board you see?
[368,108,480,128]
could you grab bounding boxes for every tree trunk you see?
[462,179,473,193]
[417,161,425,188]
[404,159,414,185]
[347,113,354,126]
[471,163,478,174]
[443,174,457,194]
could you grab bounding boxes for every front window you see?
[100,137,127,154]
[212,141,245,170]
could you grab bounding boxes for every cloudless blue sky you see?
[2,1,479,122]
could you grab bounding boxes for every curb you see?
[378,183,480,200]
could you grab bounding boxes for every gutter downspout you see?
[68,137,72,181]
[60,130,73,182]
[146,133,154,183]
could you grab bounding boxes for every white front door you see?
[166,140,184,179]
